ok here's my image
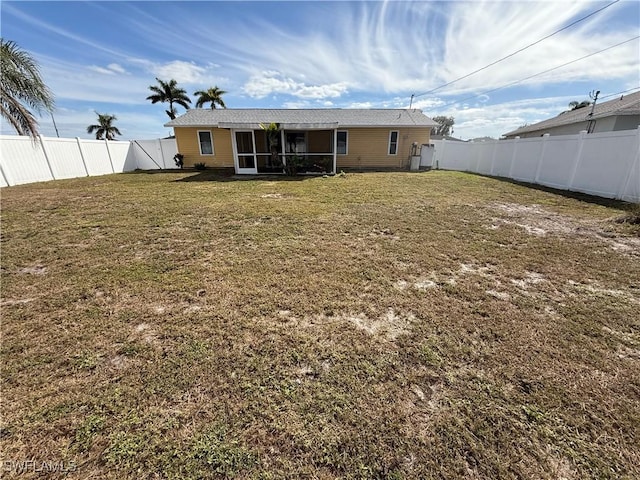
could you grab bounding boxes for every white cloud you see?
[243,71,348,99]
[151,60,206,84]
[107,63,127,74]
[87,65,116,75]
[223,1,638,98]
[431,95,580,140]
[282,100,310,109]
[6,0,638,140]
[87,63,129,75]
[347,101,373,109]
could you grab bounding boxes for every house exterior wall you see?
[174,127,234,168]
[174,126,432,170]
[337,127,431,169]
[614,115,640,131]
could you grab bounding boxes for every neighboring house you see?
[430,135,465,142]
[165,109,437,174]
[503,91,640,139]
[468,136,496,142]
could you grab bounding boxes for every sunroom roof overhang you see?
[218,122,339,130]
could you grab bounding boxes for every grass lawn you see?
[1,170,639,479]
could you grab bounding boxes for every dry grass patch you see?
[1,170,639,479]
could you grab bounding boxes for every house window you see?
[388,130,399,155]
[337,130,348,155]
[198,130,214,155]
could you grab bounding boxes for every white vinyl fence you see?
[0,135,178,187]
[431,127,640,202]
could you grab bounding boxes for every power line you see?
[428,35,639,111]
[413,0,620,100]
[599,86,640,100]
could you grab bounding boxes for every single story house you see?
[503,91,640,139]
[165,109,437,174]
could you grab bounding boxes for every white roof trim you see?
[218,122,339,129]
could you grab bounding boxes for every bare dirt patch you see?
[17,264,47,275]
[489,202,640,255]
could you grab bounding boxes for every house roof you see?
[503,90,640,137]
[431,135,465,142]
[165,108,438,129]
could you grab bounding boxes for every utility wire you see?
[413,0,620,99]
[429,36,639,111]
[599,86,640,99]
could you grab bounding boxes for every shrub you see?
[194,162,207,171]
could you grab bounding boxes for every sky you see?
[1,0,639,140]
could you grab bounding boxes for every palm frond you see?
[0,38,54,137]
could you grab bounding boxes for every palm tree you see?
[193,86,227,109]
[87,113,121,140]
[146,78,191,120]
[0,38,54,137]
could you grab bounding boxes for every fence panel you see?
[536,135,581,190]
[160,138,178,168]
[475,142,495,174]
[438,141,475,171]
[621,145,640,202]
[510,138,544,183]
[1,135,179,187]
[432,128,640,202]
[81,140,114,176]
[0,136,53,185]
[131,140,164,170]
[491,140,514,177]
[44,137,87,179]
[108,142,135,172]
[572,130,637,198]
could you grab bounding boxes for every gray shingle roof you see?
[165,109,438,128]
[504,91,640,137]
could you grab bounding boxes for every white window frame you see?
[197,130,214,156]
[388,130,399,156]
[336,130,348,155]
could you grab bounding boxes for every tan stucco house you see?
[165,109,437,174]
[503,91,640,139]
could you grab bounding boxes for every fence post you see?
[507,136,520,179]
[534,134,550,184]
[104,138,115,173]
[437,139,446,170]
[567,131,588,191]
[158,138,167,169]
[38,135,56,181]
[473,141,481,173]
[616,126,640,201]
[489,140,499,175]
[76,137,90,176]
[0,163,11,187]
